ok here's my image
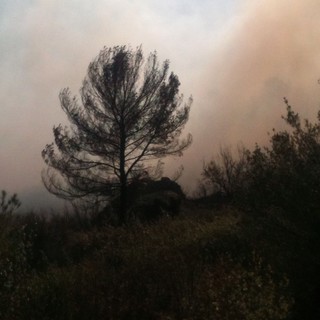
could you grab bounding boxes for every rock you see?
[130,190,182,222]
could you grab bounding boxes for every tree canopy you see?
[42,45,192,222]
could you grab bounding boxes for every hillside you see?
[2,200,319,319]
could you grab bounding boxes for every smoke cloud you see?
[1,0,320,208]
[180,0,320,190]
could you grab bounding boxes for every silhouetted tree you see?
[202,145,249,199]
[42,45,192,223]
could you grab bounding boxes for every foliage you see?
[5,94,320,318]
[42,45,192,223]
[0,190,21,215]
[202,99,320,217]
[241,99,320,217]
[0,207,295,320]
[198,99,320,318]
[0,214,30,319]
[202,145,249,201]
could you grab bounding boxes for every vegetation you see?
[203,98,320,213]
[42,45,192,223]
[2,44,320,318]
[0,206,295,320]
[199,99,320,319]
[0,190,21,215]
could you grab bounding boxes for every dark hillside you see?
[0,202,298,320]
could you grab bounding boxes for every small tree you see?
[42,45,192,223]
[202,145,249,199]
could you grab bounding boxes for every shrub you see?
[0,190,21,215]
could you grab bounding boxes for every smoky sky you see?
[1,0,320,209]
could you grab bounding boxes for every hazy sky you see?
[1,0,320,209]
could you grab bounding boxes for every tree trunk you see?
[119,174,127,225]
[119,119,127,225]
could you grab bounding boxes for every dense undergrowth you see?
[2,201,319,320]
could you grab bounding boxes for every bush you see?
[244,99,320,215]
